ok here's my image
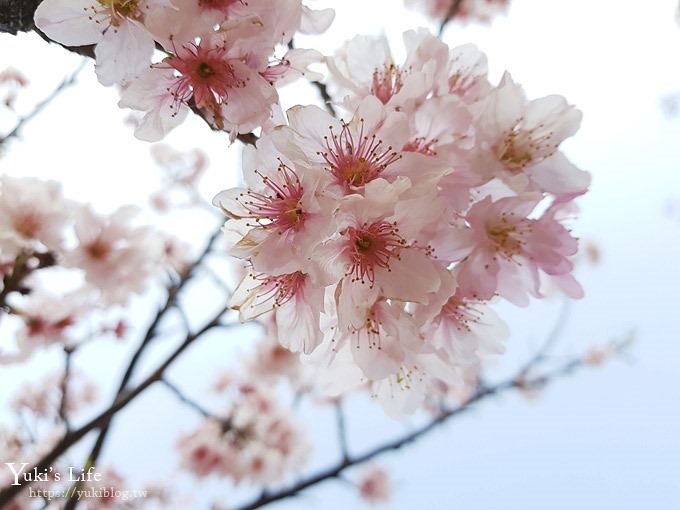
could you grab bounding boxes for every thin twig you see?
[518,299,571,378]
[0,308,233,507]
[438,0,464,37]
[232,340,631,510]
[334,399,349,462]
[58,346,74,431]
[311,81,337,117]
[160,378,213,418]
[59,225,224,510]
[0,59,88,144]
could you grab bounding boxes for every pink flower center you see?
[252,271,306,308]
[318,120,401,189]
[371,64,406,104]
[164,42,246,117]
[440,296,483,332]
[344,221,405,285]
[237,164,306,234]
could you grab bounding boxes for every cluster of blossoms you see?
[405,0,510,23]
[0,175,187,360]
[178,380,310,484]
[214,29,590,416]
[34,0,334,141]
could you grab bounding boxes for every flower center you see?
[344,221,405,285]
[252,271,306,308]
[197,62,215,78]
[12,213,41,239]
[86,239,111,260]
[441,296,483,332]
[371,64,406,105]
[485,214,531,259]
[96,0,140,24]
[163,42,246,117]
[318,120,401,189]
[496,121,558,173]
[237,164,306,234]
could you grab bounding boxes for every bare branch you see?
[0,59,88,145]
[232,340,631,510]
[0,306,232,506]
[160,378,214,419]
[517,299,571,378]
[59,224,224,510]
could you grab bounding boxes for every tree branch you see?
[160,378,214,419]
[0,59,87,145]
[59,224,224,510]
[0,306,232,506]
[58,346,74,431]
[232,340,630,510]
[438,0,465,37]
[0,250,55,315]
[334,399,349,463]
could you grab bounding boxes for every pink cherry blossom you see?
[327,29,448,112]
[358,466,391,505]
[65,206,166,304]
[0,175,71,256]
[452,195,583,306]
[472,72,590,195]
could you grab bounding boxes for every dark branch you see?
[58,346,74,430]
[160,378,213,419]
[334,399,349,463]
[0,0,42,35]
[311,80,337,117]
[0,250,55,314]
[232,339,630,510]
[0,306,232,507]
[60,224,224,510]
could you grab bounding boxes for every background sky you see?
[1,0,680,509]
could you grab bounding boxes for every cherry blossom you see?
[178,382,310,484]
[472,72,590,195]
[34,0,159,85]
[357,466,391,505]
[452,195,583,305]
[0,175,71,256]
[64,206,169,304]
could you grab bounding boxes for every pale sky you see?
[1,0,680,509]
